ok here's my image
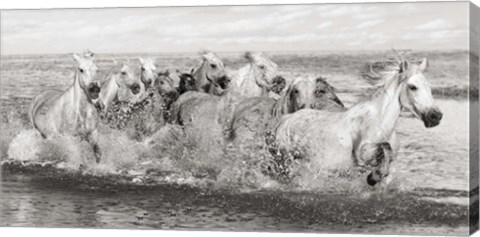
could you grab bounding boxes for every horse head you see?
[117,61,142,96]
[362,55,442,128]
[398,58,442,128]
[196,51,231,94]
[73,51,100,101]
[139,57,157,89]
[244,52,286,94]
[178,70,197,94]
[273,77,316,117]
[155,69,179,101]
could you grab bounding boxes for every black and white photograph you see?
[0,1,479,236]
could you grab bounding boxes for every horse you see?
[96,61,142,112]
[191,51,230,95]
[273,56,442,186]
[177,70,197,95]
[139,57,157,89]
[28,51,103,162]
[228,76,345,145]
[230,52,286,97]
[169,51,286,127]
[118,70,181,141]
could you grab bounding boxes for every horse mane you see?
[271,77,305,118]
[360,58,401,87]
[199,50,220,62]
[360,50,414,87]
[315,76,335,93]
[100,63,123,88]
[244,52,264,63]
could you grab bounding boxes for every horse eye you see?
[121,71,126,76]
[141,67,145,71]
[210,64,217,69]
[259,65,265,70]
[79,68,84,73]
[293,89,299,94]
[408,84,417,91]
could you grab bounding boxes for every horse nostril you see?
[429,110,442,122]
[218,76,230,89]
[367,172,377,186]
[131,84,141,95]
[88,84,101,99]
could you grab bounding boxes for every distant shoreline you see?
[0,49,469,58]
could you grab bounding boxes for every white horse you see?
[191,51,231,95]
[29,51,103,162]
[274,56,442,186]
[230,52,286,97]
[97,61,142,112]
[139,57,158,89]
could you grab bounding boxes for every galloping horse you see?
[228,76,344,145]
[97,61,142,112]
[169,51,286,127]
[29,51,103,162]
[274,56,442,186]
[121,70,181,141]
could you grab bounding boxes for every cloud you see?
[355,19,383,29]
[415,19,454,31]
[316,21,333,29]
[427,30,466,39]
[399,4,418,13]
[402,29,466,41]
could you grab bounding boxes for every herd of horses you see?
[28,50,443,186]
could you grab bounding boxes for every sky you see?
[0,2,470,55]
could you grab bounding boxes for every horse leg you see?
[87,129,102,163]
[366,142,393,186]
[388,131,400,158]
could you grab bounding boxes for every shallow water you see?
[0,53,475,234]
[0,168,470,234]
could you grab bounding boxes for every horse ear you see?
[418,58,428,72]
[138,57,144,64]
[399,59,409,74]
[83,50,95,59]
[244,52,254,62]
[190,68,195,74]
[72,53,81,64]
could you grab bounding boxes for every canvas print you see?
[0,2,479,236]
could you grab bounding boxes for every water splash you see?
[1,97,407,195]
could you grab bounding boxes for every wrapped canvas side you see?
[470,2,480,235]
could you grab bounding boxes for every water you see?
[0,53,475,234]
[0,169,470,234]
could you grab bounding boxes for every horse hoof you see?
[367,172,378,186]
